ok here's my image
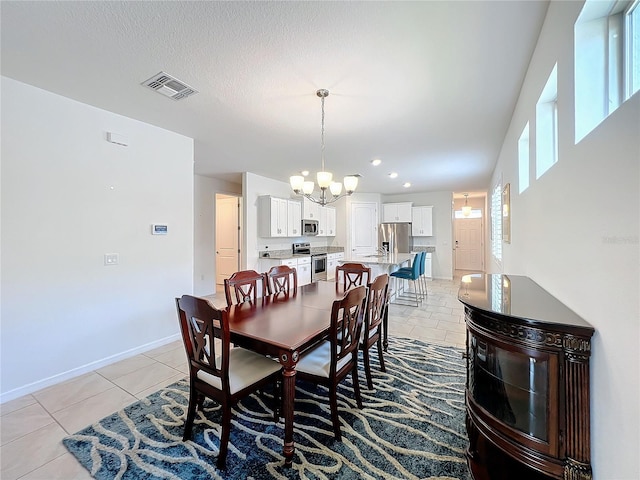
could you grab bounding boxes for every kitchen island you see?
[338,253,415,351]
[338,253,414,273]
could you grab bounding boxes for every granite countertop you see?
[259,247,345,260]
[413,246,436,253]
[339,253,414,266]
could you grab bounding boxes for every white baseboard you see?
[0,333,181,404]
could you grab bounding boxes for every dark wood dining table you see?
[224,280,354,466]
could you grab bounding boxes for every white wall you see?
[489,2,639,478]
[382,191,454,279]
[0,77,194,402]
[193,175,241,296]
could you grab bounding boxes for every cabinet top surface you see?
[458,273,594,333]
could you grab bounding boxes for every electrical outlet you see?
[104,253,119,266]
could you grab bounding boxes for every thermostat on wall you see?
[152,224,168,235]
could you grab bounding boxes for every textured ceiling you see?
[0,1,549,195]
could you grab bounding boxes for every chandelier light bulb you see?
[302,181,315,195]
[317,171,332,189]
[290,175,304,192]
[343,176,358,193]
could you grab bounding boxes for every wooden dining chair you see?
[175,295,282,470]
[295,285,367,441]
[335,262,371,289]
[361,274,389,389]
[265,265,298,295]
[223,269,267,307]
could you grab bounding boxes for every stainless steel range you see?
[292,243,326,282]
[292,242,311,255]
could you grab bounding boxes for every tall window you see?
[518,123,530,193]
[575,0,638,143]
[626,1,640,97]
[491,182,502,262]
[536,64,558,179]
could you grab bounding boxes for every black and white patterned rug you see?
[63,337,470,479]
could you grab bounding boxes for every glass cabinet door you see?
[468,332,552,442]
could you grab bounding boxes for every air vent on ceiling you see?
[141,72,198,101]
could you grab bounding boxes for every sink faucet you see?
[377,246,388,255]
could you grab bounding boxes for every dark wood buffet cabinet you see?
[458,274,594,480]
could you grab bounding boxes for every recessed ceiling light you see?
[403,182,411,188]
[301,170,309,177]
[371,159,382,166]
[388,172,398,179]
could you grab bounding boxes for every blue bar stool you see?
[396,251,427,299]
[390,252,422,307]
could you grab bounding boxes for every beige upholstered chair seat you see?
[197,348,282,394]
[296,341,351,378]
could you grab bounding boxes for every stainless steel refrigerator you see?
[379,222,413,254]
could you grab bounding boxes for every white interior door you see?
[350,202,378,255]
[216,195,240,286]
[455,217,484,271]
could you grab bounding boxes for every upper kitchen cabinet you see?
[258,195,301,237]
[325,206,336,236]
[317,206,336,236]
[287,199,302,236]
[302,198,321,220]
[412,206,433,236]
[382,202,412,222]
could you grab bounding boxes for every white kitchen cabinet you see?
[411,206,433,236]
[325,206,336,236]
[424,252,432,278]
[257,196,301,238]
[258,196,288,237]
[326,252,344,280]
[261,256,311,287]
[287,199,302,236]
[302,198,321,220]
[318,206,328,236]
[296,256,312,286]
[304,202,335,237]
[382,202,412,222]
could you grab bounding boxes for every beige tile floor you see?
[0,274,469,480]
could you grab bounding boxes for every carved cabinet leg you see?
[563,337,593,480]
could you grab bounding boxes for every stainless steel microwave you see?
[302,219,319,236]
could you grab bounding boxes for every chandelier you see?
[290,89,358,206]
